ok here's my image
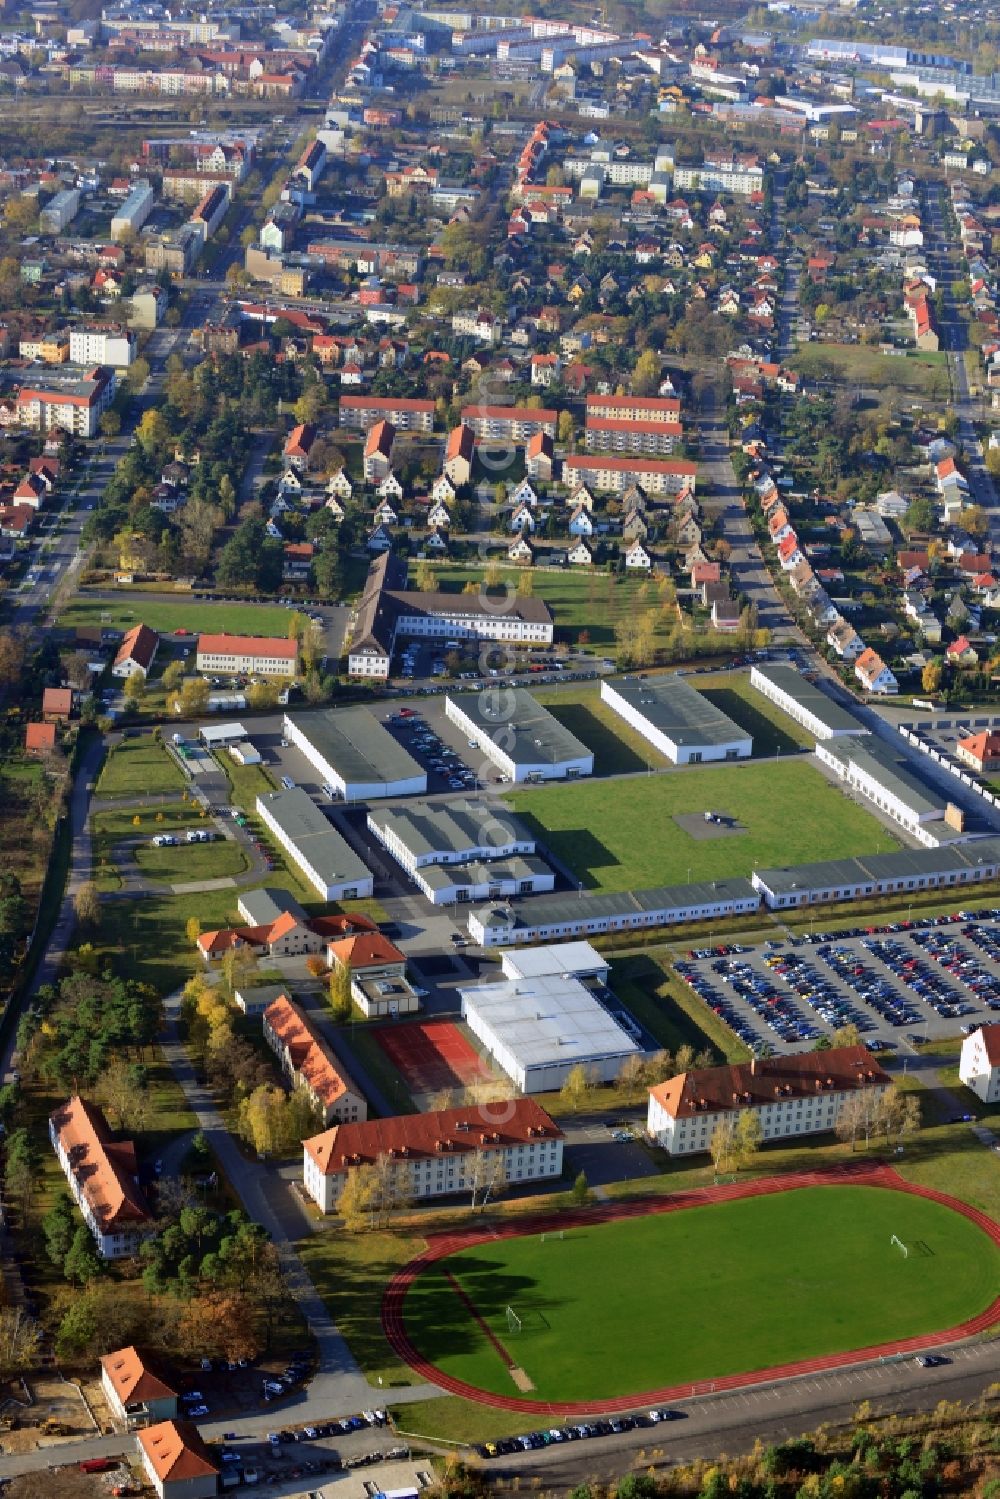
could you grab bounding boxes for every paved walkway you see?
[159,988,441,1433]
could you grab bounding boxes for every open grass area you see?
[609,952,744,1063]
[694,672,815,756]
[92,886,270,993]
[402,1184,1000,1403]
[296,1229,425,1387]
[791,344,949,400]
[335,1025,418,1116]
[59,594,297,638]
[134,838,249,883]
[507,759,898,892]
[531,687,669,776]
[426,567,678,653]
[211,751,276,811]
[97,737,187,797]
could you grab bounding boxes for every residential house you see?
[510,501,535,533]
[283,422,315,471]
[525,430,554,482]
[41,686,73,721]
[112,623,159,679]
[25,721,57,755]
[827,618,865,660]
[567,538,594,566]
[625,539,652,570]
[568,505,594,537]
[855,647,898,695]
[508,534,535,565]
[263,994,367,1126]
[101,1348,178,1430]
[363,419,395,484]
[49,1096,151,1259]
[138,1421,219,1499]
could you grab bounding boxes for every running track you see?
[381,1162,1000,1415]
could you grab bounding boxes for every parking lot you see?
[675,911,1000,1056]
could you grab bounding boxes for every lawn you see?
[59,594,297,637]
[401,1184,1000,1403]
[296,1229,426,1388]
[694,672,815,757]
[531,687,668,776]
[134,839,249,883]
[97,738,187,798]
[93,886,272,993]
[427,567,678,653]
[791,344,949,401]
[506,759,898,891]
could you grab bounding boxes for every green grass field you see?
[97,738,188,797]
[402,1186,1000,1403]
[530,688,669,777]
[60,595,297,637]
[506,759,898,891]
[791,344,948,400]
[134,839,249,883]
[694,672,814,757]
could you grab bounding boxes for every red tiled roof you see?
[113,622,158,672]
[25,721,56,752]
[42,687,72,717]
[264,995,361,1111]
[304,1098,561,1177]
[971,1022,1000,1065]
[101,1346,176,1407]
[326,931,405,970]
[958,730,1000,763]
[49,1096,151,1235]
[649,1046,889,1120]
[196,633,298,660]
[138,1421,219,1483]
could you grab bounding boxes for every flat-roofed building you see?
[367,798,536,875]
[750,663,867,740]
[752,836,1000,909]
[256,788,374,901]
[445,689,593,783]
[283,707,426,801]
[648,1046,889,1156]
[263,994,367,1124]
[468,878,761,945]
[460,941,641,1092]
[49,1096,151,1259]
[413,853,555,906]
[302,1097,563,1212]
[601,675,752,764]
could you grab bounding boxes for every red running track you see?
[381,1162,1000,1415]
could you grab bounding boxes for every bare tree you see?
[0,1308,42,1377]
[710,1116,740,1176]
[468,1148,507,1211]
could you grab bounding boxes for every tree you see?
[63,1224,103,1286]
[921,660,943,696]
[616,1053,647,1103]
[570,1170,591,1207]
[736,1110,763,1170]
[0,1308,42,1377]
[99,1055,149,1133]
[962,505,989,539]
[557,409,574,444]
[328,962,352,1022]
[632,348,661,396]
[99,410,121,439]
[559,1063,592,1113]
[185,915,202,946]
[73,881,101,929]
[876,1085,921,1147]
[169,677,210,718]
[469,1148,507,1209]
[337,1162,379,1232]
[247,680,281,711]
[709,1117,740,1177]
[238,1084,287,1158]
[163,659,186,693]
[123,672,146,708]
[42,1194,76,1270]
[55,1295,98,1360]
[835,1090,880,1152]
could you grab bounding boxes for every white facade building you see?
[601,675,751,765]
[958,1023,1000,1103]
[256,788,374,902]
[110,179,155,241]
[283,707,426,801]
[444,689,594,783]
[69,327,136,368]
[749,663,868,741]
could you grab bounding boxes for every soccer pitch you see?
[506,759,899,892]
[400,1186,1000,1403]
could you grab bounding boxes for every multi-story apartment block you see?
[49,1096,151,1258]
[263,995,367,1126]
[562,453,696,495]
[195,633,299,677]
[584,417,682,455]
[17,366,115,438]
[69,326,136,368]
[647,1047,890,1156]
[110,179,155,241]
[339,395,434,432]
[460,404,557,441]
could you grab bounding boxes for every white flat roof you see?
[461,972,640,1073]
[501,941,607,980]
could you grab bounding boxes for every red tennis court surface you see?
[376,1021,493,1094]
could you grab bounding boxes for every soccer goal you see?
[540,1231,564,1243]
[505,1305,522,1335]
[891,1234,909,1259]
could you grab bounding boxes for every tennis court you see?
[376,1021,494,1094]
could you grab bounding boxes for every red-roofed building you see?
[49,1096,151,1258]
[443,423,475,486]
[42,686,73,721]
[112,622,159,679]
[283,421,316,469]
[101,1346,178,1428]
[956,729,1000,772]
[264,995,367,1125]
[302,1097,563,1212]
[138,1420,219,1499]
[363,418,395,483]
[959,1022,1000,1103]
[195,634,298,677]
[25,721,56,754]
[648,1046,889,1155]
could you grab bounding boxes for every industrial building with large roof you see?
[283,706,426,801]
[750,662,868,740]
[601,674,752,765]
[256,787,374,901]
[459,942,642,1093]
[444,689,594,783]
[366,797,537,873]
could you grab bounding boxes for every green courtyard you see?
[401,1185,999,1403]
[506,758,899,891]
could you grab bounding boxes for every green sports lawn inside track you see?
[401,1187,1000,1403]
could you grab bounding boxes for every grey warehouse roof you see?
[754,836,1000,896]
[257,788,371,887]
[287,706,423,787]
[370,798,533,858]
[447,689,591,768]
[474,877,759,931]
[754,663,865,735]
[607,674,749,748]
[822,735,945,820]
[420,854,551,892]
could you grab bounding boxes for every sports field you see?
[59,594,297,638]
[400,1185,1000,1404]
[376,1021,493,1095]
[506,759,898,891]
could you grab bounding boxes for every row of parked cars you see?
[475,1408,685,1459]
[815,943,920,1032]
[675,959,768,1054]
[388,712,480,791]
[765,952,876,1038]
[709,958,824,1046]
[864,938,966,1026]
[910,930,1000,1013]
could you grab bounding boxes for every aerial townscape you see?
[4,0,1000,1497]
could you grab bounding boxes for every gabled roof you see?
[49,1096,151,1235]
[264,995,361,1111]
[971,1022,1000,1065]
[650,1045,888,1120]
[114,622,158,672]
[138,1420,219,1483]
[304,1097,561,1176]
[101,1346,176,1407]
